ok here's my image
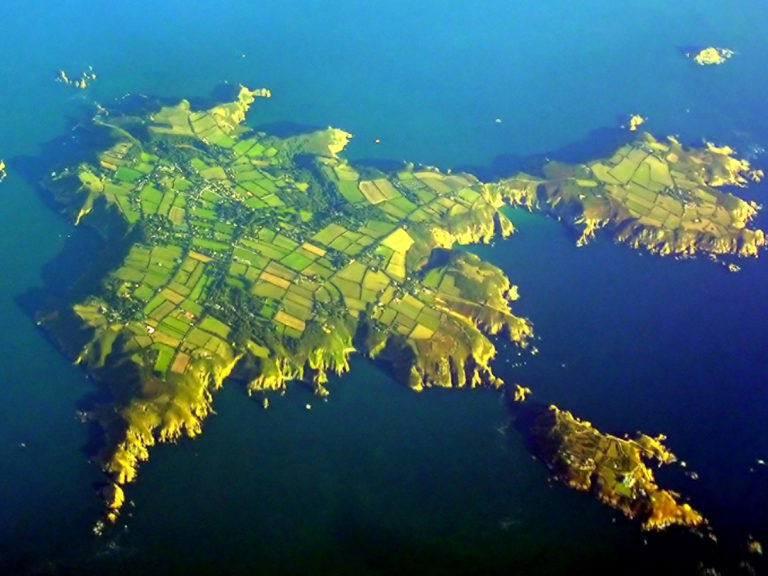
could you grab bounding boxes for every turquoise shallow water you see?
[1,1,768,574]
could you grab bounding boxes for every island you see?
[627,114,645,132]
[521,404,706,531]
[36,86,762,531]
[689,47,734,66]
[57,67,98,89]
[0,160,6,181]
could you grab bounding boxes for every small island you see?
[689,47,734,66]
[526,405,706,531]
[627,114,645,132]
[57,67,98,89]
[37,86,761,532]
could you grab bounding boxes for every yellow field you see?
[409,324,435,340]
[386,252,406,280]
[274,311,306,332]
[301,242,326,257]
[381,228,415,253]
[189,251,212,263]
[260,271,291,289]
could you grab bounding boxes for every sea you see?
[1,1,767,574]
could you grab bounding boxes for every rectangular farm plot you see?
[259,270,292,290]
[239,238,289,261]
[140,184,164,215]
[608,156,642,184]
[245,144,267,159]
[359,180,387,205]
[409,324,435,340]
[331,277,362,301]
[280,250,315,272]
[312,223,347,246]
[303,260,335,280]
[327,235,352,252]
[184,327,211,348]
[170,352,191,375]
[199,316,231,339]
[233,245,270,269]
[358,221,396,240]
[192,238,230,252]
[282,298,313,321]
[336,260,368,283]
[115,166,144,184]
[160,288,186,305]
[149,300,177,322]
[188,251,212,264]
[156,189,176,217]
[372,179,400,200]
[381,228,415,253]
[232,139,258,157]
[114,266,145,283]
[362,269,390,293]
[153,344,176,374]
[337,180,365,203]
[386,252,406,281]
[264,261,297,282]
[274,311,306,333]
[133,284,155,302]
[301,243,326,257]
[390,294,424,320]
[379,197,417,220]
[414,172,453,195]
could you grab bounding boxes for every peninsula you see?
[38,86,762,531]
[495,134,764,260]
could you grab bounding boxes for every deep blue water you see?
[1,1,767,574]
